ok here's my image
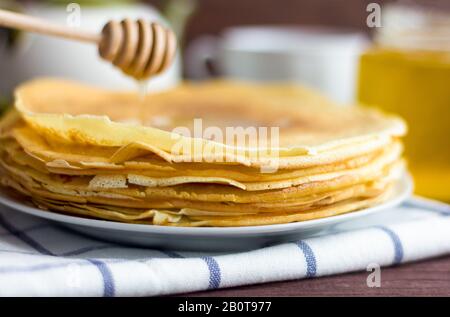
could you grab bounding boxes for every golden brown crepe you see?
[15,79,406,167]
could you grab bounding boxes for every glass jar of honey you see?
[358,3,450,201]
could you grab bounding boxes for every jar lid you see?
[375,3,450,52]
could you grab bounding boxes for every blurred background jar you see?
[357,3,450,201]
[0,0,181,98]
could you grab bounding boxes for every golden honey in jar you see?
[358,4,450,201]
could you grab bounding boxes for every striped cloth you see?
[0,196,449,296]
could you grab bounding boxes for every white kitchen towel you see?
[0,196,449,296]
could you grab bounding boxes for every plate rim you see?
[0,174,413,237]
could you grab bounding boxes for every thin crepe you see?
[15,79,406,167]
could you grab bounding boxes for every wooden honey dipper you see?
[0,9,177,80]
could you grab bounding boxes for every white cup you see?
[186,26,368,103]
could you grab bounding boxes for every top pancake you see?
[14,78,406,166]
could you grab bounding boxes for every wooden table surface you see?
[184,256,450,296]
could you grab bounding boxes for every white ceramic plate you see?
[0,175,412,251]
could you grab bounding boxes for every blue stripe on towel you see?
[61,245,115,256]
[0,223,51,237]
[0,213,116,295]
[160,250,184,258]
[0,257,114,296]
[201,256,221,289]
[296,240,317,278]
[0,214,53,255]
[87,259,115,297]
[0,261,87,274]
[377,226,404,264]
[403,198,450,216]
[0,258,129,274]
[0,249,39,256]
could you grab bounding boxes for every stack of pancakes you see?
[0,79,407,226]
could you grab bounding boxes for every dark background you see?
[147,0,450,47]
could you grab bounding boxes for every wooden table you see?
[184,256,450,296]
